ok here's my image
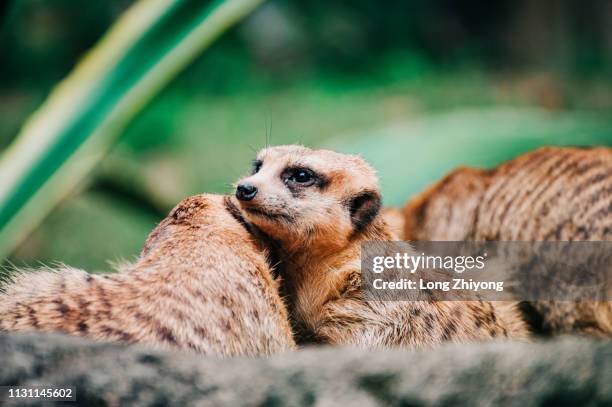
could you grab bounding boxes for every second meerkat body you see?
[234,145,529,348]
[402,146,612,337]
[0,194,295,356]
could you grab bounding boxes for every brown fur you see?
[402,146,612,337]
[0,194,295,356]
[235,145,529,348]
[381,207,405,239]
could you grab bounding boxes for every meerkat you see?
[233,145,529,348]
[381,207,406,238]
[401,146,612,337]
[0,194,295,357]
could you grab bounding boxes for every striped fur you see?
[402,146,612,337]
[0,194,295,356]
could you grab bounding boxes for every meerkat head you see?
[234,145,382,252]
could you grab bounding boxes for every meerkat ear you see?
[348,191,382,231]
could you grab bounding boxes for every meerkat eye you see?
[252,160,263,174]
[286,168,315,186]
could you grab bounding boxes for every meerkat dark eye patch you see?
[347,191,381,231]
[252,160,263,174]
[290,169,314,184]
[282,167,317,186]
[281,167,329,197]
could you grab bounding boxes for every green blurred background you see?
[1,0,611,270]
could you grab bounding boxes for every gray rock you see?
[0,332,610,406]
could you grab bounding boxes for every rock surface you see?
[0,332,610,406]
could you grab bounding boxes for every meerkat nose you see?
[236,183,258,201]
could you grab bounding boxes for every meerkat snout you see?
[236,182,258,201]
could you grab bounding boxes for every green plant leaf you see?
[0,0,264,259]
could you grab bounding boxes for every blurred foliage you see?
[0,0,265,260]
[331,107,612,204]
[14,192,156,271]
[1,0,611,269]
[0,0,132,148]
